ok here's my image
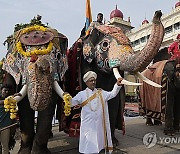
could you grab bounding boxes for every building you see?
[127,1,180,52]
[108,1,180,97]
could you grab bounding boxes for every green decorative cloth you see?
[0,105,13,129]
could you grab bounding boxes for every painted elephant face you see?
[83,10,164,74]
[83,26,133,73]
[3,25,68,84]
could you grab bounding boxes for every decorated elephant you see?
[67,10,164,146]
[139,51,180,136]
[2,16,68,154]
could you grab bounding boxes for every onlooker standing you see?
[0,84,14,154]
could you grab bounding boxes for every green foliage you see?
[14,15,48,32]
[4,15,49,47]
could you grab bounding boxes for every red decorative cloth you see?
[168,41,180,62]
[69,121,80,137]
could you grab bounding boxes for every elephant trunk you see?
[27,58,53,111]
[131,10,164,72]
[110,10,164,72]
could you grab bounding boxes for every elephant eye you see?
[100,39,110,52]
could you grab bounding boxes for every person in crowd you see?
[0,84,15,154]
[86,13,104,35]
[168,34,180,61]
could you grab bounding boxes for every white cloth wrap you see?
[83,71,97,82]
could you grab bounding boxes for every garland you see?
[16,41,53,57]
[16,25,53,57]
[63,93,72,116]
[4,96,18,119]
[21,25,47,34]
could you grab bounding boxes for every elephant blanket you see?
[139,60,168,121]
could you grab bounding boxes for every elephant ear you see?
[2,44,24,85]
[83,28,101,63]
[47,29,68,81]
[83,40,95,63]
[164,61,176,81]
[57,33,68,80]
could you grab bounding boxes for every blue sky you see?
[0,0,178,59]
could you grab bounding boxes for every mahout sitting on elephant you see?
[66,10,165,147]
[2,16,68,154]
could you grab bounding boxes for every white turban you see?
[83,71,97,83]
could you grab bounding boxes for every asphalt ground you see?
[11,116,180,154]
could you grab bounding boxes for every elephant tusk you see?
[14,84,27,102]
[53,81,64,99]
[135,72,162,88]
[113,68,142,86]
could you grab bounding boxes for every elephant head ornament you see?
[82,10,164,87]
[3,24,68,111]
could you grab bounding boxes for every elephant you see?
[2,16,68,154]
[139,50,180,135]
[66,10,164,146]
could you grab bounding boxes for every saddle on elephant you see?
[139,60,168,121]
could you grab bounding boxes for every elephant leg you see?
[173,92,180,132]
[164,82,175,136]
[154,119,162,126]
[146,117,153,126]
[31,100,56,154]
[18,97,35,154]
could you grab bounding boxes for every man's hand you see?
[117,77,123,86]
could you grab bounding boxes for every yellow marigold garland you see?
[21,25,47,34]
[63,93,72,116]
[4,96,18,119]
[16,41,53,57]
[16,24,53,57]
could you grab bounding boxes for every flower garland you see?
[4,96,18,119]
[63,93,72,116]
[16,41,53,57]
[21,25,47,34]
[16,25,53,57]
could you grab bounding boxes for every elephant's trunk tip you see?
[153,10,163,23]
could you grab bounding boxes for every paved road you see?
[12,116,180,154]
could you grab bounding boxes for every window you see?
[134,39,140,46]
[174,22,180,30]
[165,26,172,34]
[147,35,150,40]
[140,36,146,43]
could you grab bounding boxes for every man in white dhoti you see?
[70,71,123,154]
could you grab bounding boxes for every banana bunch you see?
[63,93,72,116]
[4,96,18,119]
